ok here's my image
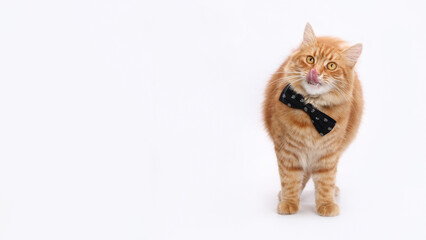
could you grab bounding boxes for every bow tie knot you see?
[279,84,336,136]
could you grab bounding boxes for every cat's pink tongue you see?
[308,68,318,85]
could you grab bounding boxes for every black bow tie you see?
[279,84,336,136]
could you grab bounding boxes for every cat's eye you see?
[327,62,337,70]
[306,56,315,64]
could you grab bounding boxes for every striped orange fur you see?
[263,23,363,217]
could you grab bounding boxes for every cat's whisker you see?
[274,71,302,74]
[332,79,349,86]
[270,75,303,84]
[327,81,354,106]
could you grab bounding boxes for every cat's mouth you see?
[307,80,322,87]
[302,69,331,95]
[307,68,320,86]
[302,80,329,96]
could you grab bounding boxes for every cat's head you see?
[284,23,362,105]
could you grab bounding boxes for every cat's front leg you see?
[312,160,339,217]
[275,147,305,215]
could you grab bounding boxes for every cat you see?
[263,23,363,216]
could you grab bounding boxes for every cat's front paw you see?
[277,201,299,215]
[316,202,339,217]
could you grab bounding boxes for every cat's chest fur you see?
[276,105,347,170]
[297,135,337,170]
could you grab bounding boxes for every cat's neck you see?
[281,81,354,109]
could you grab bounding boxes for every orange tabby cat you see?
[263,23,363,216]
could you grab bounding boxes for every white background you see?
[0,0,425,239]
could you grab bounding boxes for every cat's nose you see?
[307,68,318,84]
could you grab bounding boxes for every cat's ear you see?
[342,43,363,67]
[302,23,316,46]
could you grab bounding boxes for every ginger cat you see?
[263,23,363,216]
